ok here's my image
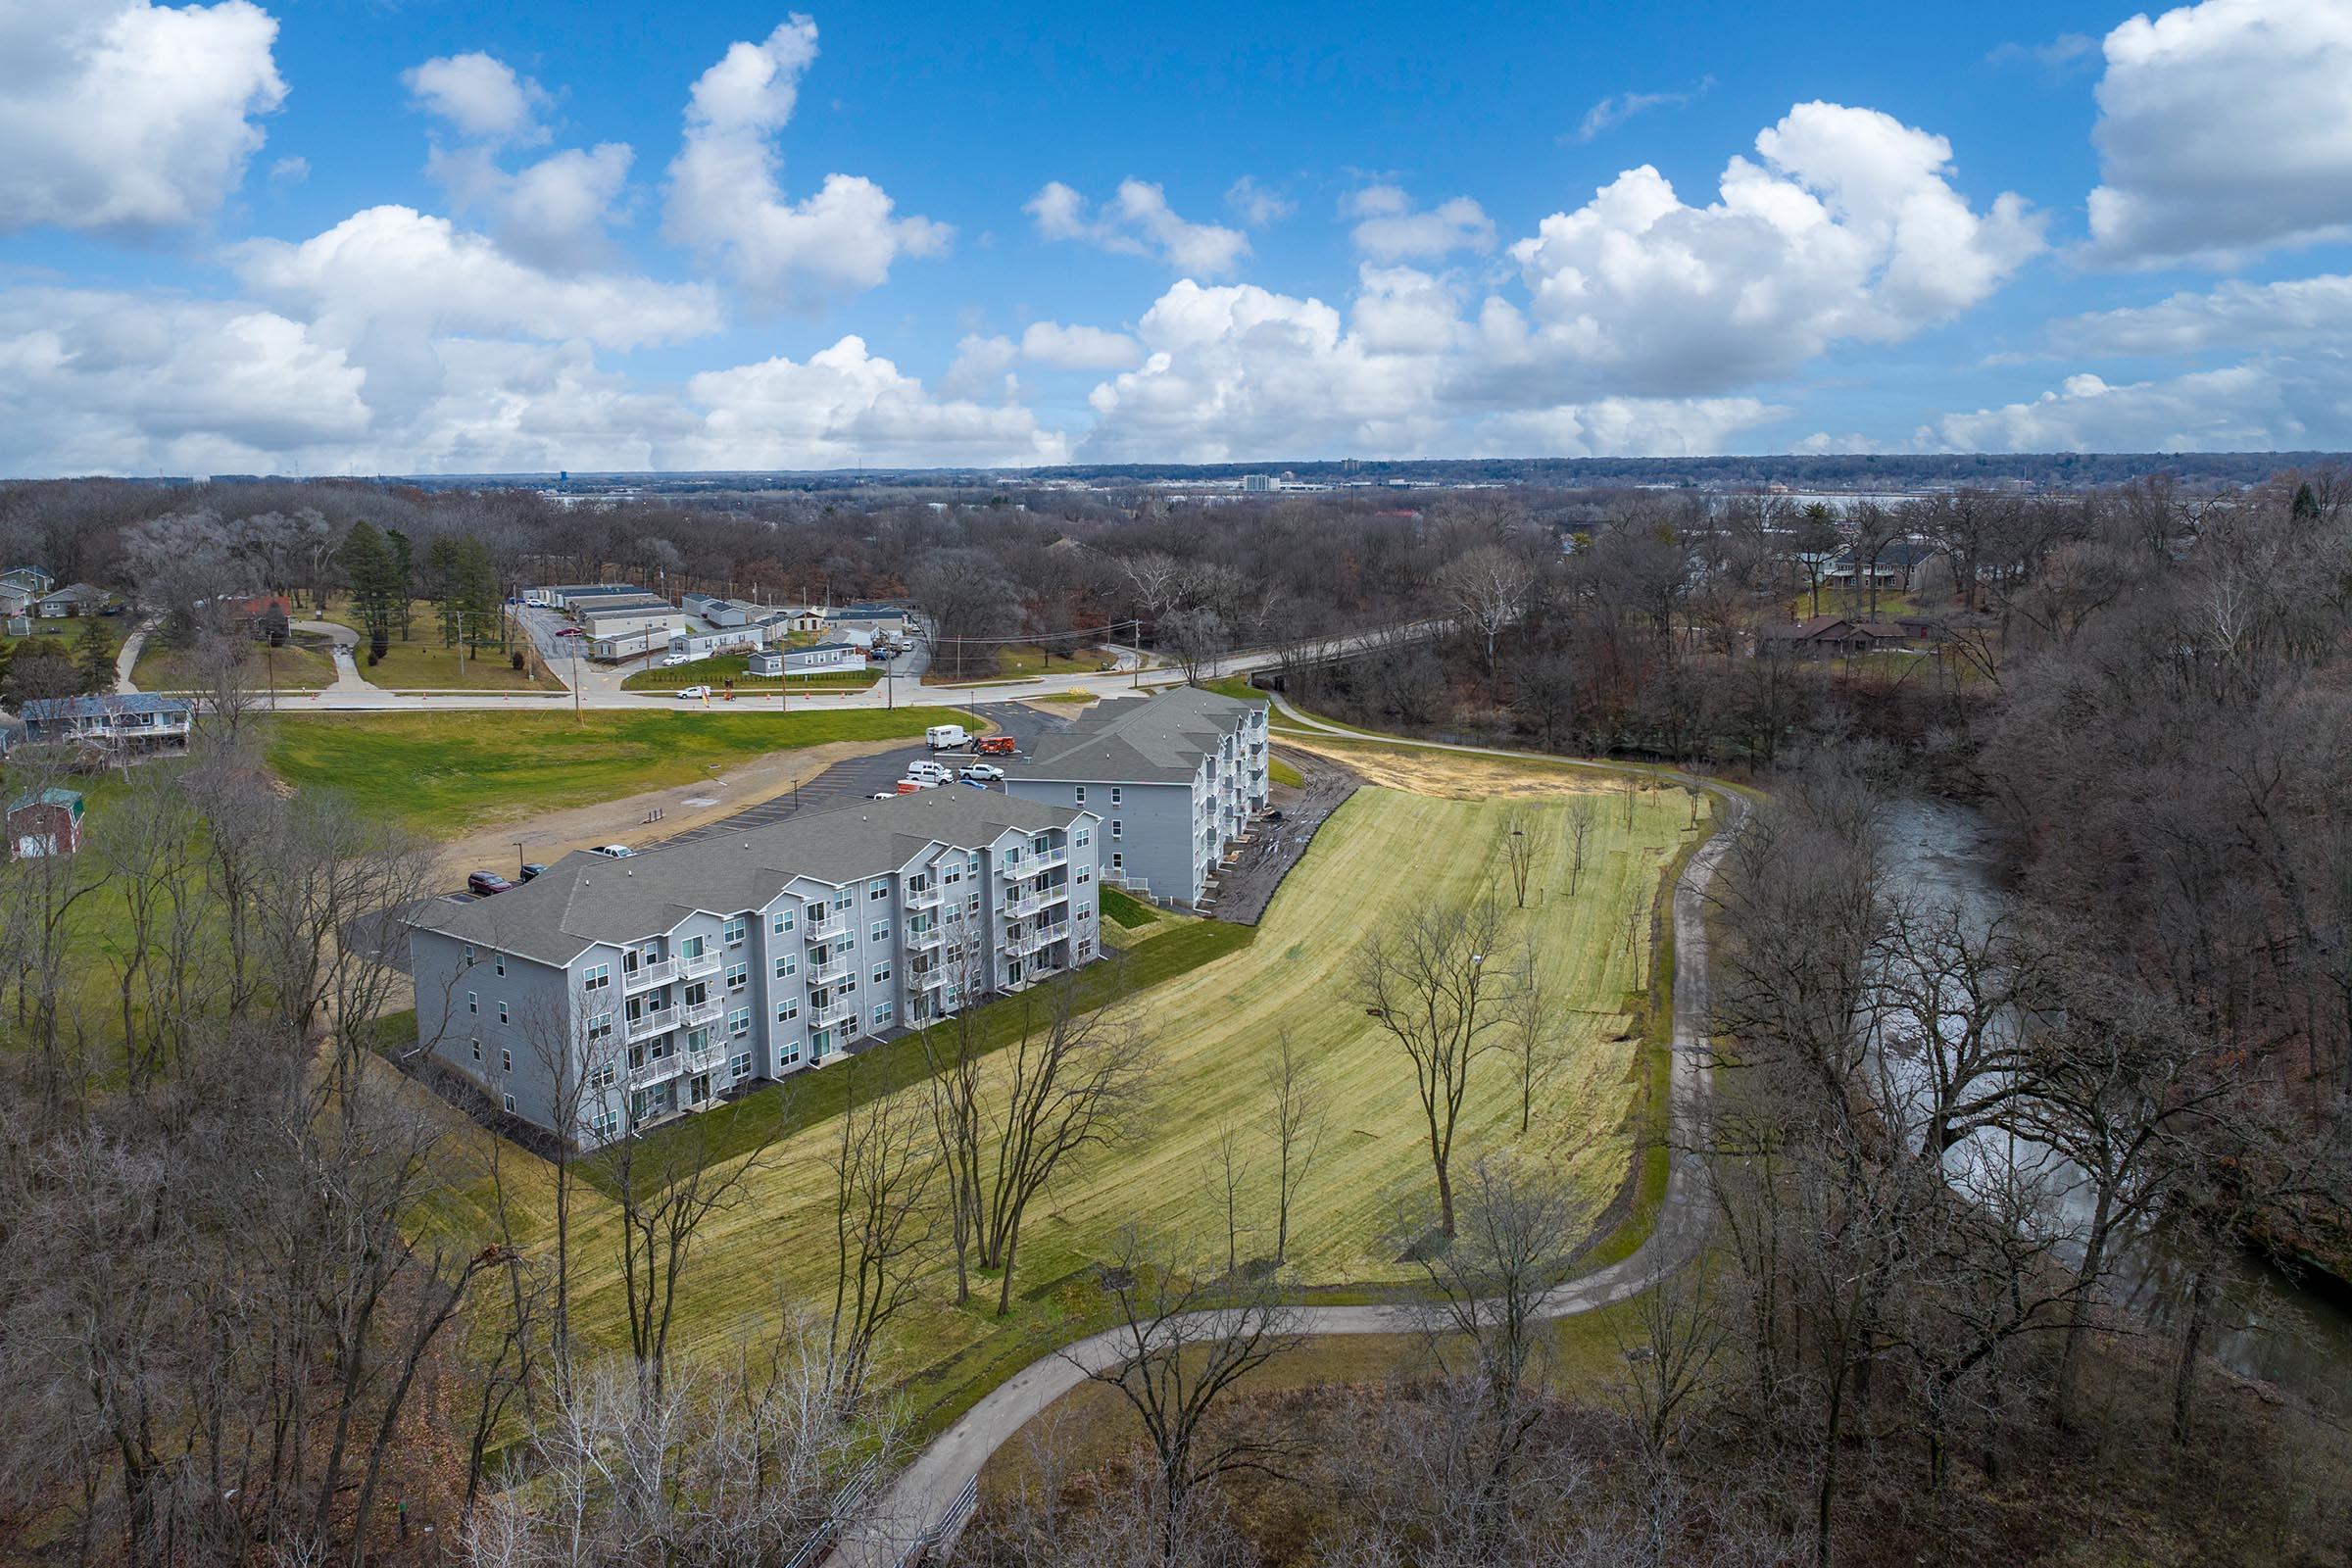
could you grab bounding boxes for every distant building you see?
[1242,474,1275,493]
[1757,615,1912,659]
[8,788,84,858]
[16,694,193,756]
[1,566,55,597]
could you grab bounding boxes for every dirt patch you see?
[1197,747,1360,925]
[430,738,908,881]
[1278,733,1629,801]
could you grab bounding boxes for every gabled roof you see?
[22,694,191,719]
[406,790,1090,966]
[9,788,81,812]
[1009,685,1263,785]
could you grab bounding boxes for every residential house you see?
[0,584,33,619]
[7,789,84,858]
[36,583,113,618]
[745,641,865,677]
[404,789,1102,1144]
[1,565,55,597]
[1757,615,1912,658]
[665,623,768,662]
[222,594,294,644]
[1825,537,1941,593]
[578,598,687,660]
[16,694,193,754]
[681,593,752,627]
[827,603,911,639]
[1002,685,1270,906]
[529,583,643,610]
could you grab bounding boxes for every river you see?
[1882,797,2352,1423]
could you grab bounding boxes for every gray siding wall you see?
[1004,779,1200,902]
[412,928,579,1132]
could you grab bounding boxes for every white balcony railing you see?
[812,1001,859,1029]
[803,912,848,943]
[629,1052,683,1084]
[621,958,676,992]
[806,956,852,986]
[905,884,944,909]
[906,924,945,950]
[1004,891,1048,919]
[680,951,721,980]
[682,999,724,1030]
[626,1008,675,1042]
[1001,847,1068,878]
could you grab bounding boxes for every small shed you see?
[8,789,84,858]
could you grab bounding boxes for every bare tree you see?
[1071,1228,1303,1566]
[1498,811,1537,909]
[1157,607,1230,687]
[1564,796,1598,898]
[1259,1030,1324,1265]
[827,1057,943,1410]
[1505,930,1563,1136]
[1354,898,1518,1237]
[1439,545,1533,680]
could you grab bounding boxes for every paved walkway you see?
[845,707,1750,1565]
[113,617,157,694]
[292,618,381,697]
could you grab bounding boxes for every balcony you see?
[1012,922,1070,956]
[621,958,676,992]
[904,883,944,909]
[905,923,945,950]
[1004,890,1048,919]
[680,950,721,980]
[629,1052,684,1084]
[625,1008,675,1043]
[682,999,724,1030]
[907,960,947,989]
[1002,847,1067,878]
[811,1000,859,1029]
[803,911,849,943]
[806,955,853,986]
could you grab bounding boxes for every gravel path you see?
[844,700,1751,1565]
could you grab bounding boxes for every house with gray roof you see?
[405,789,1102,1144]
[1001,685,1269,906]
[15,694,192,755]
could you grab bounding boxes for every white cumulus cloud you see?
[1019,321,1142,368]
[2084,0,2352,266]
[1026,179,1250,276]
[1925,365,2325,452]
[2051,271,2352,355]
[0,0,285,234]
[403,51,548,142]
[1346,185,1496,262]
[664,16,950,307]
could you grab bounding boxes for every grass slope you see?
[550,770,1701,1411]
[618,653,880,693]
[134,637,338,692]
[264,709,972,837]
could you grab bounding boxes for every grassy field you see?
[262,709,973,837]
[132,635,338,692]
[618,653,880,693]
[319,599,554,691]
[536,760,1703,1418]
[1268,755,1304,789]
[1783,587,1928,622]
[925,642,1110,685]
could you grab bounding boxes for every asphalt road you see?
[842,700,1752,1566]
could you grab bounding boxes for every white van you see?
[905,758,954,786]
[924,723,969,751]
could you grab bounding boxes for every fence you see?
[895,1475,980,1568]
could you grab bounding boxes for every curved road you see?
[849,702,1749,1564]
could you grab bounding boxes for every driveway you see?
[844,704,1751,1564]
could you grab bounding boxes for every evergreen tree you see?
[425,535,466,647]
[385,528,416,638]
[2292,481,2321,523]
[74,614,115,694]
[340,521,402,662]
[451,536,501,652]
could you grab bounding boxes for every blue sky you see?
[4,0,2349,473]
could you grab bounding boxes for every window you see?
[1032,834,1050,855]
[723,916,748,946]
[730,1052,753,1080]
[967,893,981,914]
[806,901,827,926]
[684,981,709,1008]
[1077,938,1094,959]
[872,1002,895,1029]
[494,953,506,976]
[593,1060,617,1088]
[464,943,476,965]
[1110,819,1122,840]
[839,974,858,997]
[775,998,800,1023]
[773,954,798,979]
[687,1027,712,1054]
[726,962,749,992]
[832,889,853,912]
[867,877,891,902]
[503,1093,515,1113]
[592,1108,619,1139]
[729,1006,752,1038]
[869,919,889,944]
[776,1038,803,1067]
[497,1000,509,1024]
[771,907,795,934]
[809,1029,832,1061]
[1077,865,1093,885]
[871,962,892,985]
[1073,785,1085,804]
[1110,787,1122,805]
[1111,853,1124,871]
[944,863,961,885]
[588,1011,613,1041]
[680,934,705,959]
[470,1039,481,1061]
[501,1047,513,1072]
[466,990,478,1014]
[583,963,611,991]
[1075,827,1091,848]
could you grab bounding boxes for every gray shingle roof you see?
[1009,685,1263,785]
[409,789,1086,966]
[22,694,191,719]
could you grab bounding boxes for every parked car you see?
[958,762,1004,784]
[591,844,633,858]
[895,778,930,793]
[661,652,691,667]
[676,685,711,700]
[869,791,900,801]
[556,626,583,637]
[905,759,954,786]
[466,870,514,897]
[518,862,548,882]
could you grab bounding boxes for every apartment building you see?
[405,790,1102,1145]
[1001,685,1269,906]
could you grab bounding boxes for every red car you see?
[555,626,584,637]
[466,871,515,897]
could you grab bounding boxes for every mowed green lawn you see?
[263,709,975,838]
[133,636,338,692]
[321,598,554,691]
[552,767,1704,1407]
[617,653,880,693]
